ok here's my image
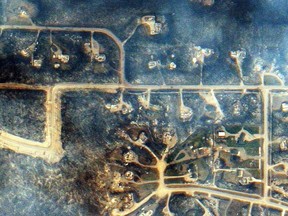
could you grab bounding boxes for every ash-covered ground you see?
[0,0,288,215]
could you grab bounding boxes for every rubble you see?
[141,15,162,35]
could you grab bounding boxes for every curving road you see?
[0,24,286,214]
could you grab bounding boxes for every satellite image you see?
[0,0,288,215]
